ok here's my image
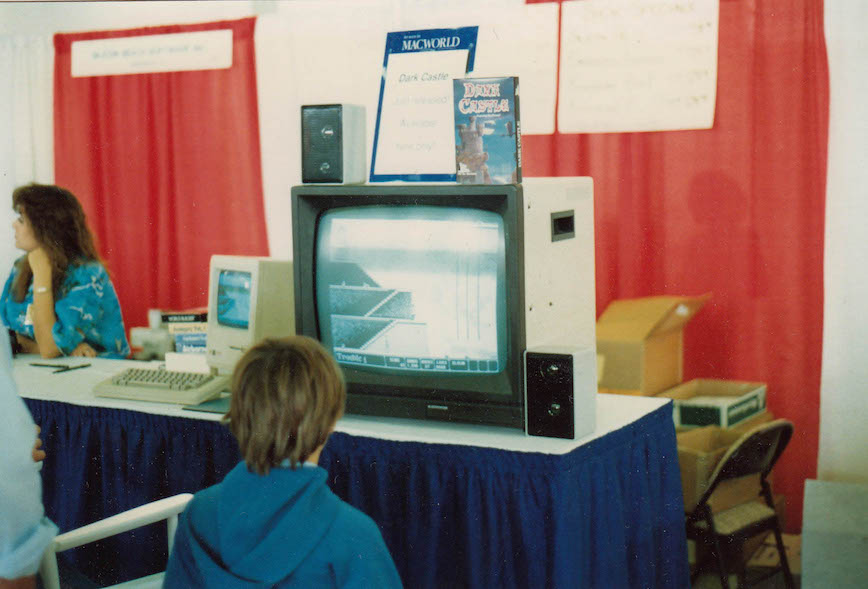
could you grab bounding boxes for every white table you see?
[14,354,671,453]
[16,355,688,588]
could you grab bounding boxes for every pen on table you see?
[56,363,91,373]
[30,362,92,373]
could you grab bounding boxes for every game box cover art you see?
[453,76,521,185]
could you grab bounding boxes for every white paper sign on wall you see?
[71,29,233,77]
[558,0,719,133]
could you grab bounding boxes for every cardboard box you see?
[678,425,744,511]
[596,354,605,385]
[676,411,774,512]
[747,531,800,575]
[595,294,709,396]
[597,387,646,396]
[661,378,767,428]
[675,404,773,433]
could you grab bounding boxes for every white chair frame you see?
[39,493,193,589]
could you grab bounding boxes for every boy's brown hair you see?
[225,336,345,475]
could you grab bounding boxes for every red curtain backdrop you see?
[53,17,268,332]
[525,0,828,531]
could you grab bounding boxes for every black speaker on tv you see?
[301,104,365,184]
[525,347,596,440]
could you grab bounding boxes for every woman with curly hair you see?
[0,184,129,359]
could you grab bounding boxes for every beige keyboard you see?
[93,367,229,405]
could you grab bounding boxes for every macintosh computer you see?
[94,255,295,405]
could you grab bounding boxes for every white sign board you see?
[370,27,478,182]
[557,0,719,133]
[71,30,233,77]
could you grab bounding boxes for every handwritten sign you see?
[370,27,478,182]
[71,30,233,77]
[397,3,560,134]
[558,0,718,133]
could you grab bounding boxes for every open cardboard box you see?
[596,294,710,396]
[660,378,767,428]
[747,532,800,574]
[677,410,774,512]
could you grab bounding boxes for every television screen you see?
[216,270,252,329]
[292,183,530,428]
[316,206,507,381]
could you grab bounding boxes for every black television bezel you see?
[291,184,526,429]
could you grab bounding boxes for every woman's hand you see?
[32,426,46,463]
[71,341,97,358]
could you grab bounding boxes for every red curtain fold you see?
[524,0,828,531]
[54,17,268,333]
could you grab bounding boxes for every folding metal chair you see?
[685,419,795,589]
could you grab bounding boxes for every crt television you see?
[205,255,295,375]
[291,178,596,429]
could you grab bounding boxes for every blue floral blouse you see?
[0,259,130,358]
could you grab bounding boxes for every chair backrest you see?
[39,493,193,589]
[694,419,793,510]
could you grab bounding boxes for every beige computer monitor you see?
[205,255,295,375]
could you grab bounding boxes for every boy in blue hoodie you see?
[164,336,402,588]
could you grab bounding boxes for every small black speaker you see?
[525,347,596,439]
[301,104,365,184]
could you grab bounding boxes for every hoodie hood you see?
[184,462,341,586]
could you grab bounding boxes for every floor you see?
[693,569,799,589]
[690,530,801,589]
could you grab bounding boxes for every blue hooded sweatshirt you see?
[164,462,402,588]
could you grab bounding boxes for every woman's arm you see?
[26,248,61,359]
[0,575,36,589]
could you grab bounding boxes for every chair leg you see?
[770,522,795,589]
[736,549,748,589]
[703,510,730,589]
[690,544,706,585]
[39,550,61,589]
[761,482,795,589]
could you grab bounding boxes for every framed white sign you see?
[370,27,478,182]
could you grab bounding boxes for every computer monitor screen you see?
[316,206,507,377]
[216,270,252,329]
[206,256,294,375]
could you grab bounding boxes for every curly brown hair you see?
[225,336,346,475]
[11,184,102,302]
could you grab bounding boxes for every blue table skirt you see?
[25,398,689,588]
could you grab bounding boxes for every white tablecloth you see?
[14,355,671,454]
